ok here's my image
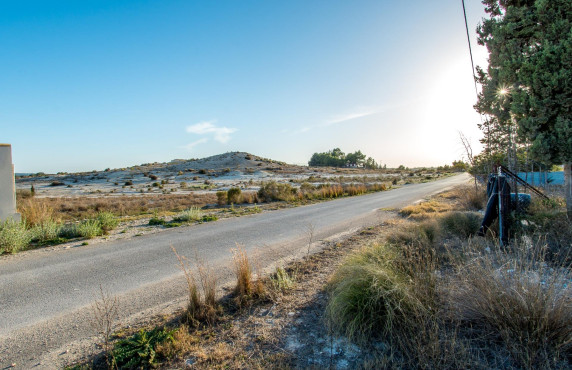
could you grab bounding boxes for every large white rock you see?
[0,144,20,222]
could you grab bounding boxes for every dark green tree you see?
[346,150,366,166]
[476,0,572,218]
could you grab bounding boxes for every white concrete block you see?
[0,144,20,222]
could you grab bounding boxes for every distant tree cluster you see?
[308,148,381,169]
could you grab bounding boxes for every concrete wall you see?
[0,144,20,222]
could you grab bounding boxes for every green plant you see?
[96,211,119,234]
[112,327,175,369]
[31,218,62,243]
[149,213,166,226]
[227,187,242,204]
[76,219,103,239]
[325,242,432,343]
[201,214,218,222]
[257,181,297,202]
[172,207,203,223]
[216,191,227,206]
[0,219,32,254]
[270,266,296,292]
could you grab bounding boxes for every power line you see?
[461,0,480,99]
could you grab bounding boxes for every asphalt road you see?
[0,173,470,368]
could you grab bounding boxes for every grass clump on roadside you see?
[326,242,434,343]
[96,211,119,234]
[232,245,265,307]
[172,207,203,223]
[172,246,220,328]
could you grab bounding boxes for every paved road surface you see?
[0,173,470,368]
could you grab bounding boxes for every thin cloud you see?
[186,120,237,143]
[289,106,381,135]
[324,107,380,126]
[183,138,208,151]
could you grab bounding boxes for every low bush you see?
[31,218,62,243]
[149,213,166,226]
[216,191,227,206]
[75,219,103,239]
[96,211,118,234]
[18,199,57,227]
[232,245,264,306]
[399,199,450,218]
[257,181,297,202]
[270,266,296,293]
[0,219,32,254]
[172,207,203,223]
[172,247,219,327]
[227,187,242,204]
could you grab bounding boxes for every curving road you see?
[0,173,469,368]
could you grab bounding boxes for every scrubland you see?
[3,152,454,255]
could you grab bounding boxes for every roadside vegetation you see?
[0,201,120,254]
[326,186,572,368]
[64,182,572,369]
[5,165,456,256]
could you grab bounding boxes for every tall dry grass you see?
[19,193,217,220]
[445,239,572,368]
[231,244,264,306]
[172,246,219,327]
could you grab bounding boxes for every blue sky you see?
[1,1,489,173]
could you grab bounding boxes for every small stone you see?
[185,357,196,367]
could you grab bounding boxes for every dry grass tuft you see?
[18,198,58,226]
[19,193,217,220]
[172,246,219,327]
[399,199,451,219]
[231,244,264,306]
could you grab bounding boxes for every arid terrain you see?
[17,152,447,199]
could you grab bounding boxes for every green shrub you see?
[270,266,296,292]
[96,212,118,234]
[149,213,166,226]
[0,219,32,254]
[201,215,218,222]
[112,327,175,369]
[172,207,202,222]
[216,191,227,206]
[257,181,297,202]
[76,219,103,239]
[227,187,242,204]
[31,219,62,243]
